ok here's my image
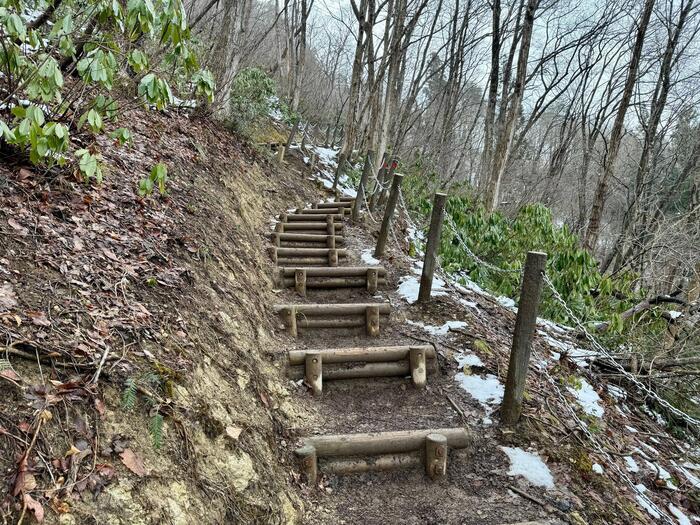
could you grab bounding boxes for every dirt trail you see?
[269,191,571,525]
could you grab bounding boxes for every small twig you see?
[446,394,468,422]
[90,346,112,385]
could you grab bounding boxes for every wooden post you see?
[271,233,281,247]
[326,235,336,249]
[287,306,298,338]
[328,249,338,267]
[425,433,447,480]
[366,268,378,294]
[295,444,318,484]
[332,152,347,190]
[277,146,286,164]
[279,213,288,223]
[295,269,307,297]
[500,251,547,426]
[418,193,447,303]
[366,305,380,336]
[409,347,427,388]
[374,174,404,258]
[305,351,322,396]
[326,215,335,236]
[352,150,374,222]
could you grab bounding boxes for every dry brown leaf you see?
[0,283,18,312]
[23,494,44,522]
[27,310,51,327]
[8,218,28,236]
[0,369,20,381]
[120,448,147,477]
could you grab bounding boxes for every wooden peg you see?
[295,269,307,297]
[366,268,378,294]
[271,233,281,247]
[305,351,322,396]
[366,305,380,337]
[286,306,297,338]
[327,234,336,249]
[295,444,317,484]
[425,433,447,480]
[326,215,335,236]
[410,347,427,388]
[328,249,339,267]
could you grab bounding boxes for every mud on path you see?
[271,207,574,525]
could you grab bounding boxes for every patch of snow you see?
[406,319,468,336]
[397,274,448,304]
[644,461,676,490]
[667,310,682,320]
[537,317,572,334]
[634,484,661,520]
[361,249,380,265]
[455,373,504,407]
[592,463,604,474]
[669,504,691,525]
[500,447,555,489]
[455,353,484,368]
[567,378,604,417]
[672,460,700,488]
[496,295,517,310]
[624,456,640,473]
[459,298,479,310]
[482,416,493,426]
[607,385,627,400]
[625,425,638,433]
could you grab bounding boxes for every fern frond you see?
[122,378,138,410]
[149,413,164,449]
[0,359,10,371]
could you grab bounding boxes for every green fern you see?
[122,378,138,410]
[149,413,164,449]
[0,359,10,371]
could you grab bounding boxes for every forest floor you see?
[0,107,697,524]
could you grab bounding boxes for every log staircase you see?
[270,196,470,484]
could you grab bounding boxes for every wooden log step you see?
[272,247,348,257]
[304,428,470,457]
[275,222,345,232]
[281,213,343,222]
[270,233,346,248]
[274,303,390,316]
[288,345,434,365]
[276,258,340,266]
[279,266,386,278]
[296,207,349,215]
[275,303,390,337]
[269,247,347,267]
[317,201,352,209]
[275,266,388,295]
[295,428,472,483]
[336,196,355,202]
[287,358,438,381]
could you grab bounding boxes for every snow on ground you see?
[501,447,555,489]
[361,249,380,266]
[455,373,504,407]
[592,463,604,474]
[397,274,448,303]
[455,352,484,368]
[607,385,627,400]
[459,298,479,310]
[567,377,604,417]
[406,319,467,336]
[624,456,640,473]
[634,484,661,520]
[669,503,692,525]
[644,460,676,490]
[671,460,700,488]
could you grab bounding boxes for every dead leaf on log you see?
[120,448,147,477]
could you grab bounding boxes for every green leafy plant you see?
[138,163,168,197]
[228,67,276,133]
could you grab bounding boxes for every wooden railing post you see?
[277,145,286,164]
[332,151,348,190]
[417,193,447,303]
[374,174,404,257]
[500,251,547,426]
[352,150,374,222]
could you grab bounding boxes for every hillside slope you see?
[0,109,320,524]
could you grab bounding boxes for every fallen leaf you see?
[27,311,51,327]
[0,369,20,381]
[119,449,147,477]
[94,398,106,416]
[65,445,81,457]
[18,168,33,181]
[8,218,28,236]
[73,236,84,251]
[0,283,18,312]
[225,426,242,440]
[23,494,44,522]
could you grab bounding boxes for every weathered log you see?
[270,233,346,245]
[276,257,338,266]
[275,222,345,232]
[286,359,438,380]
[288,345,435,365]
[321,453,422,475]
[279,266,386,277]
[367,268,378,294]
[328,248,338,267]
[285,306,297,338]
[336,196,355,203]
[317,201,352,209]
[281,213,343,222]
[280,277,387,289]
[425,433,447,480]
[274,303,391,316]
[296,208,348,215]
[295,269,306,296]
[366,305,380,337]
[304,428,471,457]
[273,247,348,257]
